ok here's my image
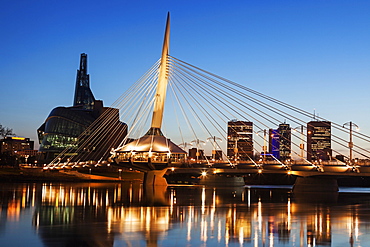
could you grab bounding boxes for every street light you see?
[343,121,359,165]
[179,142,192,150]
[191,139,206,146]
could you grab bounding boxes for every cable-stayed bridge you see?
[45,14,370,189]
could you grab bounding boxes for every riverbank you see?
[2,167,370,187]
[0,167,144,182]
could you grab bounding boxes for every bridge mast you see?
[149,12,170,133]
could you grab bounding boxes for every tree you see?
[0,123,16,138]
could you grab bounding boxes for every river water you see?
[0,182,369,247]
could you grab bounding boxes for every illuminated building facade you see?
[268,124,291,161]
[0,137,36,165]
[278,123,291,161]
[307,121,331,161]
[0,137,34,154]
[227,120,253,161]
[269,129,280,159]
[37,53,127,162]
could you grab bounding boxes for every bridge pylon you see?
[110,13,187,186]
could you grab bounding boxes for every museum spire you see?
[73,53,95,109]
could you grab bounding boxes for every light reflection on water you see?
[0,182,369,246]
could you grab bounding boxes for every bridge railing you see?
[184,159,369,167]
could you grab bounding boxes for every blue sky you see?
[1,0,370,151]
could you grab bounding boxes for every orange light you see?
[11,137,26,140]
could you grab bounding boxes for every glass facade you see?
[38,106,96,153]
[38,104,127,162]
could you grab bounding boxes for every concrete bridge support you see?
[143,169,168,206]
[293,176,338,193]
[144,169,168,187]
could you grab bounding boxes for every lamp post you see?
[343,121,359,165]
[207,136,222,161]
[179,142,192,149]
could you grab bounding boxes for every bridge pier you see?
[293,176,338,193]
[144,169,168,187]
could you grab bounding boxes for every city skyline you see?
[1,1,370,152]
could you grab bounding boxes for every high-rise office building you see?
[278,123,291,161]
[227,120,253,161]
[268,124,291,161]
[269,129,280,159]
[307,121,331,161]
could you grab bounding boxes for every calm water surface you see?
[0,182,369,247]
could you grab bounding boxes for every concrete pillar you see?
[144,169,168,187]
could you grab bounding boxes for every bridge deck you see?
[170,163,370,177]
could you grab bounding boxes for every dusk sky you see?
[1,0,370,150]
